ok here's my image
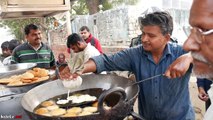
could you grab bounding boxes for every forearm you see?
[164,52,193,79]
[82,59,97,74]
[184,52,193,63]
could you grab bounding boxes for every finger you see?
[164,68,171,79]
[203,98,209,102]
[198,95,205,101]
[198,94,208,100]
[72,73,79,78]
[177,68,186,77]
[175,72,182,78]
[170,70,177,79]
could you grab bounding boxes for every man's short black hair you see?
[79,26,90,32]
[1,41,9,49]
[140,11,173,35]
[24,24,39,35]
[67,33,84,48]
[8,39,21,51]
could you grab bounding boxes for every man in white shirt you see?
[66,33,100,74]
[183,0,213,119]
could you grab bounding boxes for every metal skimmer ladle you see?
[125,74,164,92]
[130,74,164,86]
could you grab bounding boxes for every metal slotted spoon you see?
[125,74,164,92]
[130,74,163,86]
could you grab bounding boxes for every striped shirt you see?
[11,42,55,69]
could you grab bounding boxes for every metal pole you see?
[65,11,71,35]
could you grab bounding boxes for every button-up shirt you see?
[91,43,195,120]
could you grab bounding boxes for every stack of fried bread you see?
[0,68,49,86]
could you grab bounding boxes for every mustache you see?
[191,52,208,64]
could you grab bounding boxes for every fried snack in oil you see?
[67,107,82,114]
[41,101,55,107]
[63,112,77,117]
[46,105,59,111]
[50,108,66,116]
[35,108,49,115]
[78,111,93,116]
[83,107,97,113]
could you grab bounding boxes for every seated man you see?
[56,53,67,67]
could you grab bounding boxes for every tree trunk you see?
[86,0,100,15]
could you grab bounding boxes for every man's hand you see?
[70,70,83,79]
[198,87,209,102]
[165,53,193,79]
[59,66,72,80]
[59,66,83,80]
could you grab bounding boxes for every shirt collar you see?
[85,34,93,43]
[83,43,91,52]
[142,43,173,58]
[28,42,42,51]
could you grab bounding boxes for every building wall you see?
[70,7,134,46]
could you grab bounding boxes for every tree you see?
[71,0,139,15]
[86,0,100,15]
[71,0,88,15]
[0,17,55,41]
[0,19,40,41]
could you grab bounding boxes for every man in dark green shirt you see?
[11,24,55,69]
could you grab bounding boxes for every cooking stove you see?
[0,93,30,120]
[0,84,40,120]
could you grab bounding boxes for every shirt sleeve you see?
[91,48,134,73]
[10,49,19,64]
[84,45,100,64]
[94,39,103,54]
[197,78,205,88]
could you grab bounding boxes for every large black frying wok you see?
[21,74,144,120]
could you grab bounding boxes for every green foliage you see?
[101,0,113,11]
[71,0,88,15]
[111,0,139,6]
[0,19,40,40]
[0,17,55,41]
[71,0,139,15]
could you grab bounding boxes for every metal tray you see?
[0,63,37,78]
